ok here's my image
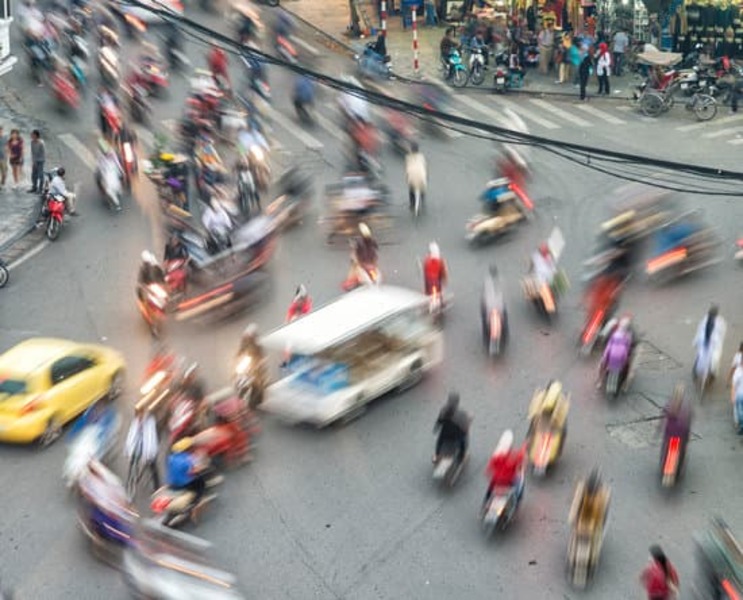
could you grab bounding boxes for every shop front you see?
[664,0,743,56]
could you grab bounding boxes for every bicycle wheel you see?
[693,94,717,121]
[640,93,664,117]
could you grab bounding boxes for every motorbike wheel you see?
[0,264,8,288]
[640,93,664,117]
[266,0,279,5]
[469,64,485,86]
[605,371,619,398]
[46,217,60,241]
[693,94,717,121]
[451,68,468,88]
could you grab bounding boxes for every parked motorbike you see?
[481,468,525,536]
[493,56,509,94]
[443,49,467,88]
[481,266,508,356]
[432,439,467,487]
[468,47,486,86]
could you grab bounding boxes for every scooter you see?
[443,49,467,88]
[468,47,486,86]
[150,472,222,528]
[580,306,611,357]
[192,419,252,468]
[96,160,123,212]
[481,266,508,357]
[136,281,170,337]
[481,468,525,536]
[120,138,138,190]
[660,434,685,487]
[493,61,509,94]
[51,68,81,111]
[567,505,608,589]
[527,422,565,477]
[45,194,67,241]
[432,440,467,488]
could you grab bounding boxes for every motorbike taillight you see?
[151,496,170,513]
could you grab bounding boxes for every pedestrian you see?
[558,34,573,84]
[28,129,45,194]
[640,545,679,600]
[7,129,23,191]
[731,69,741,113]
[537,23,555,75]
[124,405,161,493]
[596,42,612,95]
[612,28,629,76]
[0,126,8,191]
[579,47,593,101]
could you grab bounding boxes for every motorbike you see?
[233,351,263,408]
[603,345,631,398]
[466,198,530,245]
[579,288,619,356]
[481,266,508,356]
[481,468,525,536]
[96,159,123,211]
[468,47,486,86]
[98,46,120,88]
[357,44,391,80]
[120,138,137,190]
[134,55,169,97]
[136,281,170,337]
[384,112,415,156]
[275,35,298,65]
[660,433,684,487]
[137,358,184,426]
[527,419,566,477]
[127,83,151,125]
[192,417,252,469]
[443,49,468,88]
[0,258,8,288]
[247,144,271,192]
[168,394,204,444]
[342,258,382,291]
[44,193,67,241]
[493,56,509,94]
[567,503,608,588]
[150,471,222,528]
[164,258,188,298]
[236,166,259,216]
[64,411,121,489]
[51,68,81,111]
[522,275,560,319]
[432,439,467,487]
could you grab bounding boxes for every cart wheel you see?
[640,93,664,117]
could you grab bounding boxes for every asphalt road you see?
[1,3,743,599]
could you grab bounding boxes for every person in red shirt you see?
[423,242,448,296]
[640,545,680,600]
[207,47,230,90]
[483,430,526,507]
[286,284,312,322]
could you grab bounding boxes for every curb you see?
[280,5,357,57]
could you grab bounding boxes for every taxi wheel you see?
[39,415,62,447]
[108,370,125,401]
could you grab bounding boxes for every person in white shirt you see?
[202,198,233,248]
[124,406,160,493]
[48,167,77,215]
[405,142,427,212]
[596,42,612,96]
[731,363,743,433]
[611,29,629,76]
[693,305,726,381]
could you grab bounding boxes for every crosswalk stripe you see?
[58,133,96,171]
[575,103,626,125]
[702,125,743,139]
[312,111,347,144]
[498,101,559,130]
[455,94,510,128]
[262,104,324,150]
[728,138,743,145]
[530,99,590,127]
[676,113,743,132]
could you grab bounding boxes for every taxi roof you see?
[0,338,80,377]
[262,285,429,355]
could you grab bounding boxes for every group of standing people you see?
[0,126,45,192]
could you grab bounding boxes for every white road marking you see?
[615,105,632,111]
[575,103,627,125]
[496,101,560,130]
[8,239,49,270]
[529,99,590,127]
[702,125,743,139]
[676,114,743,132]
[728,138,743,145]
[455,94,511,128]
[58,133,96,171]
[292,36,320,57]
[262,104,324,150]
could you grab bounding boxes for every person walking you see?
[28,130,45,194]
[537,23,555,75]
[7,130,23,191]
[558,34,573,84]
[612,28,629,76]
[0,126,8,191]
[640,545,680,599]
[124,405,161,494]
[596,42,612,95]
[579,47,593,101]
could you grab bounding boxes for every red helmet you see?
[539,243,550,257]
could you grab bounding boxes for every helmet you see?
[708,304,719,318]
[172,437,193,453]
[542,380,562,413]
[57,167,66,177]
[495,429,514,456]
[429,242,440,259]
[586,468,602,494]
[242,323,258,341]
[446,391,460,410]
[294,284,308,300]
[618,316,631,331]
[539,243,550,258]
[410,141,419,154]
[359,223,371,239]
[141,250,157,265]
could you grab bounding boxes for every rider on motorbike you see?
[201,198,233,251]
[598,316,635,387]
[483,429,526,508]
[433,392,470,463]
[286,284,312,322]
[423,242,448,296]
[694,304,726,381]
[405,142,427,211]
[527,380,569,435]
[568,468,610,542]
[293,74,316,119]
[138,250,166,288]
[164,233,189,263]
[166,437,209,514]
[237,324,267,406]
[47,167,77,215]
[661,384,692,463]
[640,545,680,600]
[344,223,379,289]
[207,46,230,91]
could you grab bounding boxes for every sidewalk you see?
[0,80,60,261]
[283,0,636,99]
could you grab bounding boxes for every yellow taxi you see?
[0,338,126,445]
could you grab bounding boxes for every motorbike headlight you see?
[250,146,265,162]
[236,354,252,374]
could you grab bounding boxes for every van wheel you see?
[398,360,424,392]
[340,395,366,425]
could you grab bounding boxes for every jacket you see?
[405,152,427,191]
[596,52,612,76]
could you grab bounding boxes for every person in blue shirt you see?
[166,437,207,511]
[293,75,316,117]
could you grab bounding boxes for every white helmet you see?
[141,250,157,265]
[359,223,371,239]
[429,242,440,259]
[494,429,514,456]
[243,323,258,339]
[294,284,308,301]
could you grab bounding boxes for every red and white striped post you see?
[380,0,387,37]
[412,7,419,75]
